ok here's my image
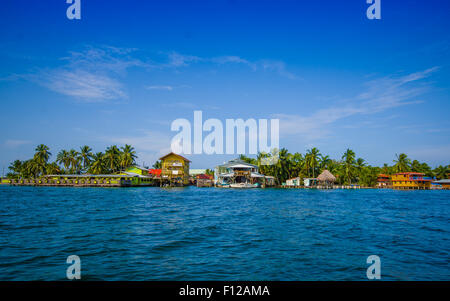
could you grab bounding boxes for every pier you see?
[2,175,157,187]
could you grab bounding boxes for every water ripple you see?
[0,186,449,280]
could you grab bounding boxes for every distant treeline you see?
[7,144,139,179]
[6,145,449,187]
[237,148,449,187]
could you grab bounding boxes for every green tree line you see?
[6,145,449,187]
[7,144,137,179]
[238,148,449,187]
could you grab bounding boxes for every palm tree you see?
[56,150,71,172]
[381,163,391,175]
[275,148,292,184]
[393,153,411,173]
[22,159,39,178]
[104,145,121,173]
[32,159,46,177]
[79,146,93,171]
[319,155,332,171]
[434,165,449,180]
[152,160,162,169]
[359,166,378,187]
[305,148,321,178]
[355,158,366,182]
[120,144,137,170]
[34,144,51,166]
[68,149,81,174]
[89,152,106,174]
[8,160,23,178]
[342,148,356,184]
[291,152,305,178]
[46,162,62,175]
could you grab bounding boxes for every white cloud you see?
[274,67,439,142]
[33,46,148,101]
[146,84,191,91]
[260,60,298,79]
[4,140,31,148]
[163,52,298,79]
[38,69,126,100]
[167,52,201,67]
[146,85,174,91]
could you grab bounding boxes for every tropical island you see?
[1,144,449,189]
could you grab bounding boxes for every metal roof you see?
[433,179,450,184]
[217,159,257,168]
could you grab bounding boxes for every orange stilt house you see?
[391,172,433,190]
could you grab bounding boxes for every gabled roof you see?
[159,152,191,162]
[218,159,257,169]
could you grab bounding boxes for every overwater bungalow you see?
[196,174,214,187]
[431,179,450,190]
[285,177,302,187]
[391,172,434,190]
[303,178,318,187]
[214,159,272,188]
[377,174,392,188]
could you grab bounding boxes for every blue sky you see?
[0,0,449,170]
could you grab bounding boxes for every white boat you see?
[230,182,256,188]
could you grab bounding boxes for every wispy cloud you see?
[163,51,297,79]
[4,139,32,148]
[4,47,298,100]
[38,69,127,100]
[275,67,440,141]
[31,46,148,101]
[211,55,257,70]
[167,52,201,67]
[260,60,298,79]
[147,85,175,91]
[146,84,191,91]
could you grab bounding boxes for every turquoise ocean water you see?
[0,186,448,280]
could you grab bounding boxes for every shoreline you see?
[1,182,448,190]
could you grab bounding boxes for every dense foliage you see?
[7,144,137,178]
[7,145,449,187]
[238,148,449,187]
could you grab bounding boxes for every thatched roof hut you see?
[317,170,336,183]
